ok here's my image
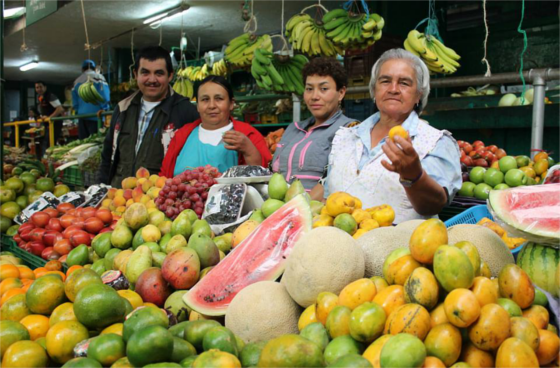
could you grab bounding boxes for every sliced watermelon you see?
[517,242,559,297]
[489,183,560,245]
[183,194,312,316]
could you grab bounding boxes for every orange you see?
[117,290,143,310]
[32,267,48,279]
[16,266,34,280]
[0,278,23,297]
[1,288,25,306]
[101,323,124,336]
[534,151,549,162]
[25,275,66,315]
[388,125,410,142]
[21,282,33,292]
[20,314,50,340]
[46,320,89,364]
[49,302,77,327]
[1,340,48,367]
[45,260,63,272]
[66,265,83,278]
[0,293,31,321]
[0,264,20,281]
[44,271,66,282]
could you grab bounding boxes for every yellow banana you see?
[404,39,421,57]
[406,30,427,54]
[362,19,377,32]
[431,37,461,61]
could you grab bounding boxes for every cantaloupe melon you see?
[282,227,365,307]
[357,227,411,278]
[225,281,301,343]
[447,224,514,277]
[395,220,426,236]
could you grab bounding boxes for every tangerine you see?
[19,314,50,340]
[0,264,20,281]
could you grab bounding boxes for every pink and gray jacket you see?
[271,110,357,191]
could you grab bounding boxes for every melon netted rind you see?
[225,281,301,343]
[395,219,426,236]
[357,227,411,278]
[282,227,365,308]
[447,224,514,277]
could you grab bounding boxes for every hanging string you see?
[280,0,284,36]
[19,0,28,51]
[159,21,163,46]
[271,0,289,54]
[80,0,91,59]
[243,0,258,34]
[343,0,369,20]
[517,0,528,104]
[415,0,442,42]
[480,0,492,77]
[129,29,135,81]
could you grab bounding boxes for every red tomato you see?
[70,230,92,247]
[43,208,60,218]
[95,209,113,224]
[59,254,67,263]
[486,145,498,154]
[473,140,485,148]
[474,158,489,167]
[20,242,31,252]
[20,229,33,242]
[84,217,104,234]
[80,207,97,220]
[73,218,85,230]
[66,209,77,216]
[18,223,34,234]
[56,202,75,214]
[463,143,473,154]
[31,212,51,228]
[28,241,46,257]
[41,247,55,260]
[43,231,64,247]
[53,238,72,255]
[12,234,22,245]
[29,228,47,243]
[457,140,465,148]
[481,151,495,163]
[46,250,61,261]
[99,227,112,234]
[45,218,63,232]
[460,156,474,167]
[63,225,83,240]
[60,215,77,229]
[496,148,507,159]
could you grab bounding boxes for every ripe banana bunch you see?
[181,64,209,81]
[78,80,105,104]
[285,13,341,57]
[210,59,228,77]
[225,33,273,68]
[322,9,385,50]
[404,30,461,75]
[172,70,194,99]
[251,50,308,95]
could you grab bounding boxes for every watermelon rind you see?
[517,242,559,298]
[183,194,312,316]
[488,184,560,247]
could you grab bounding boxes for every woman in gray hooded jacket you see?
[271,57,358,197]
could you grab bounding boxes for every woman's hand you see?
[380,135,423,181]
[222,130,252,154]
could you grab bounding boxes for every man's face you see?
[134,58,173,102]
[35,83,46,96]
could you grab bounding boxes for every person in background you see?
[320,48,462,224]
[72,59,111,139]
[98,46,199,187]
[271,57,357,198]
[160,75,271,177]
[35,81,64,156]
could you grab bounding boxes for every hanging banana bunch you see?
[181,64,210,82]
[404,30,461,75]
[322,9,385,50]
[78,78,105,104]
[225,33,273,68]
[285,12,341,57]
[172,68,194,99]
[251,50,308,96]
[210,59,228,77]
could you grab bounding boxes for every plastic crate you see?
[259,114,279,125]
[344,99,374,122]
[62,166,84,187]
[0,236,48,270]
[444,205,522,256]
[244,113,259,124]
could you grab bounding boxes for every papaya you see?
[433,245,474,292]
[444,289,481,328]
[349,302,386,344]
[386,255,421,286]
[430,303,449,327]
[409,218,448,264]
[509,317,539,352]
[495,337,539,368]
[404,267,439,311]
[467,303,510,351]
[498,264,534,309]
[424,323,462,366]
[325,305,351,339]
[460,342,494,368]
[470,277,498,307]
[372,285,405,318]
[522,305,549,329]
[362,335,391,368]
[384,303,431,340]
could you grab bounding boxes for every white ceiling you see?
[4,0,334,85]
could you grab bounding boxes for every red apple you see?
[474,158,489,167]
[460,156,474,166]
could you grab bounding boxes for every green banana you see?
[267,64,285,86]
[322,8,348,24]
[323,16,348,31]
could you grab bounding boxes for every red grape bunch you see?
[155,165,221,220]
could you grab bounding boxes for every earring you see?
[372,97,376,104]
[415,102,420,110]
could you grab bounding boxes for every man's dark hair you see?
[198,75,234,101]
[35,81,46,86]
[302,57,348,90]
[134,46,173,75]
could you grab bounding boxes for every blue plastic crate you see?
[444,205,522,256]
[344,99,374,122]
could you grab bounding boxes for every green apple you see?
[515,155,531,168]
[469,167,487,184]
[458,182,476,197]
[498,156,518,173]
[494,183,510,190]
[504,169,527,187]
[547,157,555,168]
[483,168,504,187]
[474,183,492,200]
[526,177,537,186]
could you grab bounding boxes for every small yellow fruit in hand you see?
[352,209,371,224]
[388,126,409,141]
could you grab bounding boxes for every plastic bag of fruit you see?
[544,164,560,184]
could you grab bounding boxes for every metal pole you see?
[1,0,4,180]
[530,75,546,159]
[292,94,301,123]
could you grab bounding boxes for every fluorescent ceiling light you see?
[144,12,169,24]
[149,10,189,28]
[4,6,26,18]
[164,9,188,21]
[20,61,39,72]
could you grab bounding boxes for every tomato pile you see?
[12,204,115,262]
[458,140,507,168]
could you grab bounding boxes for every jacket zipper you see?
[298,141,313,170]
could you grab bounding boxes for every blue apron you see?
[174,126,238,176]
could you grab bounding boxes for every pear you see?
[125,245,152,284]
[249,209,265,223]
[261,199,285,218]
[284,179,305,202]
[268,173,289,200]
[191,219,212,238]
[188,233,220,269]
[163,234,188,254]
[171,212,192,239]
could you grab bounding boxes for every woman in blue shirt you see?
[323,48,462,224]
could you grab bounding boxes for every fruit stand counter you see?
[422,99,559,159]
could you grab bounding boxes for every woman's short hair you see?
[302,57,348,90]
[369,48,430,113]
[198,75,234,101]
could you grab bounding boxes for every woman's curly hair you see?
[302,57,348,91]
